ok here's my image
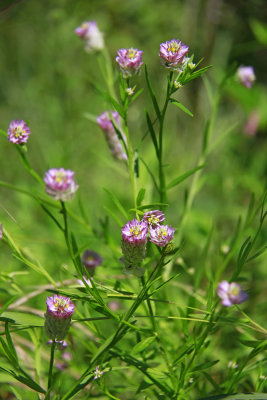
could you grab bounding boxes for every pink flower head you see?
[122,219,148,245]
[116,48,143,78]
[97,111,120,132]
[46,295,75,319]
[8,120,31,144]
[75,21,104,52]
[82,250,103,270]
[217,281,248,307]
[149,225,175,247]
[44,168,78,201]
[143,210,165,228]
[97,111,128,162]
[237,66,256,89]
[159,39,189,70]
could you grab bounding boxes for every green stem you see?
[158,73,172,205]
[46,339,56,399]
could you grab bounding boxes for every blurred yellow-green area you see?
[0,1,266,397]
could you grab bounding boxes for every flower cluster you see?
[75,21,104,52]
[159,39,189,70]
[217,281,248,307]
[237,66,256,89]
[121,211,175,275]
[116,48,143,78]
[44,168,79,201]
[97,111,128,162]
[45,295,75,341]
[8,120,31,144]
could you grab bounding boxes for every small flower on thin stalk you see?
[97,111,128,162]
[94,366,104,380]
[237,66,256,89]
[82,250,103,277]
[45,295,75,341]
[75,21,104,52]
[143,210,165,228]
[149,225,175,247]
[44,168,78,201]
[116,48,143,78]
[7,120,31,144]
[159,39,189,70]
[121,219,148,276]
[217,281,248,307]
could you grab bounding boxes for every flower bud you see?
[82,250,103,277]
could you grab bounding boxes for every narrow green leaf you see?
[131,336,156,355]
[145,65,161,120]
[5,322,18,367]
[137,203,168,210]
[103,206,122,227]
[71,232,83,274]
[167,165,204,189]
[169,98,194,117]
[104,188,128,220]
[145,111,160,159]
[192,359,219,372]
[136,188,146,207]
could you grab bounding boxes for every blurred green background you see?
[0,1,266,396]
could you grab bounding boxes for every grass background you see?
[0,0,266,398]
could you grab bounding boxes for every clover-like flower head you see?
[143,210,165,228]
[159,39,189,70]
[8,120,31,144]
[122,219,148,245]
[44,168,78,201]
[237,66,256,89]
[75,21,104,52]
[217,281,248,307]
[82,250,103,269]
[116,48,143,78]
[46,295,75,319]
[149,224,175,247]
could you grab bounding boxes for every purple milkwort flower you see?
[143,210,165,228]
[149,225,175,247]
[82,250,103,274]
[159,39,189,70]
[97,111,128,162]
[75,21,104,52]
[44,168,78,201]
[45,295,75,341]
[116,48,143,78]
[94,366,104,380]
[7,120,31,144]
[121,219,148,275]
[237,66,256,89]
[217,281,248,307]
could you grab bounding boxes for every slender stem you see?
[46,339,56,399]
[235,305,267,334]
[158,73,172,205]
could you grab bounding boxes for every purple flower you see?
[46,295,75,319]
[75,21,104,52]
[237,66,256,89]
[82,250,103,269]
[217,281,248,307]
[97,111,128,162]
[149,225,175,247]
[159,39,189,70]
[44,168,78,201]
[116,48,143,78]
[8,120,31,144]
[45,295,75,341]
[94,366,104,380]
[121,219,148,275]
[143,210,165,228]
